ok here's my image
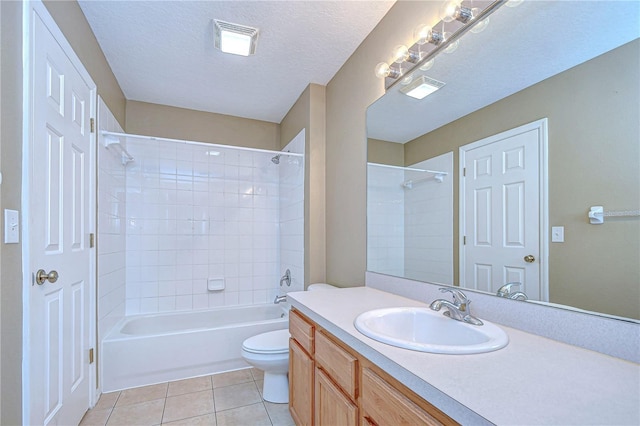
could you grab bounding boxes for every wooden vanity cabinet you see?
[315,367,358,426]
[314,330,359,426]
[289,310,315,426]
[361,367,447,426]
[289,308,456,426]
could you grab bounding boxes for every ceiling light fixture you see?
[400,75,446,99]
[214,19,258,56]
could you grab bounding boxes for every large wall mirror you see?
[366,1,639,321]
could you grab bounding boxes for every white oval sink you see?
[354,307,508,354]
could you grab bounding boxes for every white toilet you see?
[241,283,337,403]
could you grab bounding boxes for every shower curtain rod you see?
[102,131,304,157]
[368,162,432,173]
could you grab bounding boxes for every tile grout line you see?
[103,391,121,426]
[91,371,285,426]
[160,383,169,425]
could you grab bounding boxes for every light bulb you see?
[400,74,413,86]
[392,45,410,64]
[374,62,401,79]
[440,1,475,24]
[470,17,490,33]
[374,62,391,78]
[414,24,433,45]
[444,39,459,54]
[440,0,460,23]
[419,58,435,71]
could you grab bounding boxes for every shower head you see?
[271,155,280,164]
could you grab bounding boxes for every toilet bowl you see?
[241,283,338,403]
[241,329,290,403]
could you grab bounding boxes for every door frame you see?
[21,0,98,421]
[459,118,549,301]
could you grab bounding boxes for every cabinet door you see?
[290,339,314,426]
[361,368,446,426]
[315,331,358,399]
[315,367,358,426]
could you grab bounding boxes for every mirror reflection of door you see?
[460,120,547,301]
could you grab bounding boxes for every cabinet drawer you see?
[361,368,446,426]
[315,331,358,399]
[290,309,314,354]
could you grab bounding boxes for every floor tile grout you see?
[82,369,291,426]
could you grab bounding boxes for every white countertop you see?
[288,287,640,425]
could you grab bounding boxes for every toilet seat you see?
[242,329,290,354]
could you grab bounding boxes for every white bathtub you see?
[102,304,289,392]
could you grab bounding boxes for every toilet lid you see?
[242,329,290,354]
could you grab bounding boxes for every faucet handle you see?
[497,282,521,297]
[438,287,468,305]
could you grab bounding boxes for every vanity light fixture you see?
[415,25,445,46]
[440,0,477,24]
[392,45,422,64]
[214,19,259,56]
[400,75,446,99]
[374,62,401,79]
[375,0,506,90]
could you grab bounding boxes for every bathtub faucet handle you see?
[280,269,291,287]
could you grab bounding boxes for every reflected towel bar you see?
[588,206,640,224]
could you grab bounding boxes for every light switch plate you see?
[4,209,19,244]
[551,226,564,243]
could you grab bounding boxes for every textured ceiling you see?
[367,1,640,143]
[78,1,396,123]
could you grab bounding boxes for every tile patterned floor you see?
[80,369,294,426]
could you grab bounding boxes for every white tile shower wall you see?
[97,97,127,353]
[279,130,305,293]
[367,163,405,277]
[124,138,284,314]
[404,152,453,284]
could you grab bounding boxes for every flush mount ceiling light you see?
[214,19,258,56]
[400,75,446,99]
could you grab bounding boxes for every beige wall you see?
[280,84,327,287]
[0,0,3,421]
[403,39,639,319]
[1,2,126,423]
[125,100,280,150]
[325,1,442,286]
[1,2,25,423]
[43,0,126,127]
[367,138,404,166]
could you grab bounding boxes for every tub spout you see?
[274,294,287,304]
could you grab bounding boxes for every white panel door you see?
[460,120,547,300]
[27,6,96,425]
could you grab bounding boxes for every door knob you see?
[523,255,535,263]
[35,269,59,285]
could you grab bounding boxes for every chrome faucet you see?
[429,288,483,326]
[496,282,528,300]
[273,294,287,304]
[280,269,291,287]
